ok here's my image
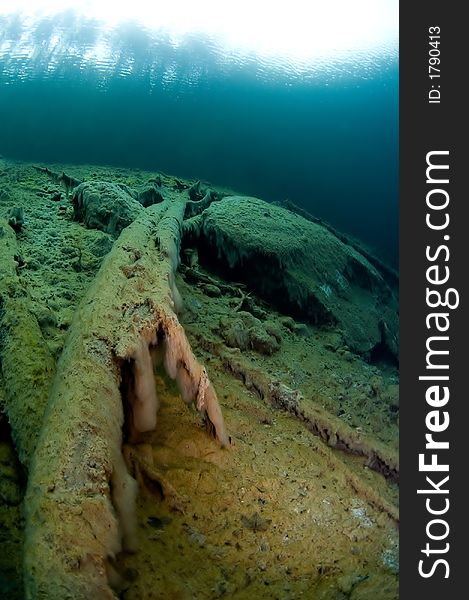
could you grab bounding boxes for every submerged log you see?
[33,165,83,192]
[23,198,228,599]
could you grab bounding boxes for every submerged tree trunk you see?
[23,198,228,599]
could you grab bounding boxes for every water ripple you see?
[0,11,398,89]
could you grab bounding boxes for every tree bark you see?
[23,198,228,599]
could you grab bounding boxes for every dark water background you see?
[0,12,398,267]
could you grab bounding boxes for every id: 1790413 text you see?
[428,26,441,104]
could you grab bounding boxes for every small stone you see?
[249,328,279,355]
[279,316,296,331]
[202,284,222,297]
[264,321,283,343]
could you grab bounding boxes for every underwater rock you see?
[220,316,251,351]
[72,181,143,236]
[201,283,222,297]
[219,312,280,356]
[264,322,282,345]
[279,316,297,332]
[184,196,399,361]
[249,326,280,356]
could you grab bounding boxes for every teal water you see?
[0,12,398,266]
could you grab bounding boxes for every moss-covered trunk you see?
[23,198,228,599]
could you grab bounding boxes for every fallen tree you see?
[3,170,399,598]
[23,196,229,599]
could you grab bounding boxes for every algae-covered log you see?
[0,219,55,468]
[23,198,228,599]
[32,165,83,193]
